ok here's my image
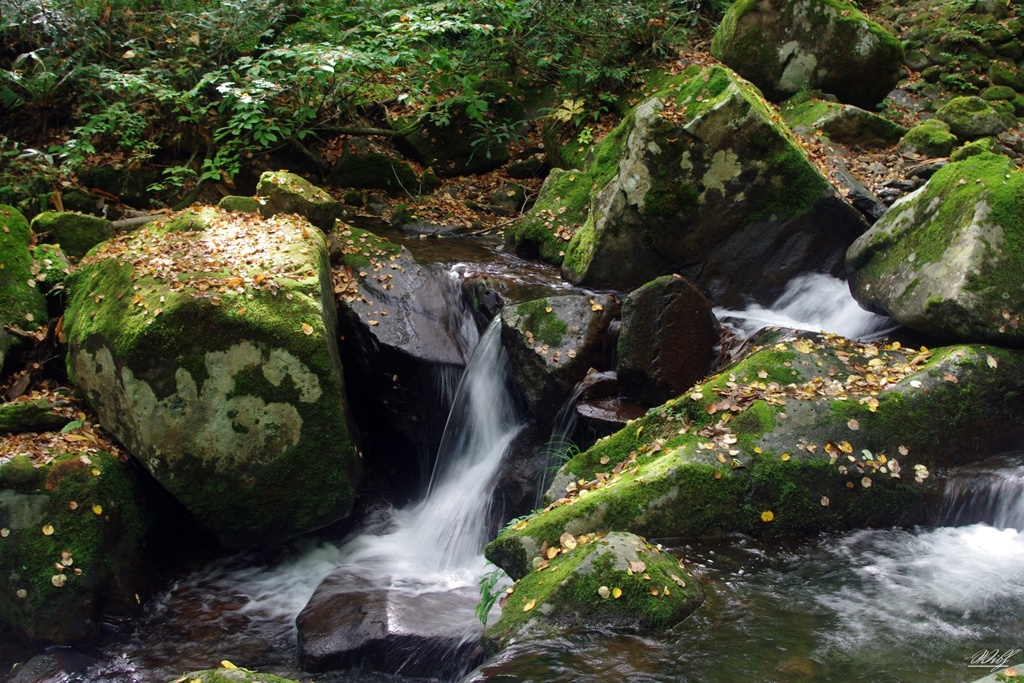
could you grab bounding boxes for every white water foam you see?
[714,273,897,340]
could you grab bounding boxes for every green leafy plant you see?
[475,565,506,626]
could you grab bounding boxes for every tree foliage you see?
[0,0,714,212]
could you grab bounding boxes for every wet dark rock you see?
[834,171,888,224]
[501,294,620,423]
[296,573,484,678]
[462,275,506,329]
[617,275,721,407]
[903,159,949,180]
[579,370,619,402]
[335,226,474,481]
[575,398,647,437]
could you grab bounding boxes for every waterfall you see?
[714,273,898,340]
[332,317,523,584]
[940,455,1024,531]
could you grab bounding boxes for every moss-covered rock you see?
[256,171,345,231]
[616,275,720,407]
[899,120,958,157]
[328,139,420,194]
[780,98,908,147]
[981,85,1018,101]
[486,336,1024,579]
[949,137,999,161]
[0,451,152,643]
[217,196,262,214]
[711,0,904,108]
[847,153,1024,344]
[936,96,1009,139]
[0,398,70,434]
[63,208,362,548]
[483,531,703,651]
[0,204,48,331]
[170,670,298,683]
[30,243,71,297]
[29,211,114,259]
[557,65,866,306]
[500,294,620,422]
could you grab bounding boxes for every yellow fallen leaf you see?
[987,354,999,368]
[42,524,54,536]
[301,323,314,335]
[761,510,774,523]
[220,661,238,670]
[612,587,623,599]
[522,598,537,612]
[92,505,103,515]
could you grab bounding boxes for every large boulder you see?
[29,212,114,259]
[0,205,48,331]
[935,96,1009,139]
[332,224,475,476]
[487,335,1024,579]
[616,275,721,407]
[846,153,1024,344]
[711,0,904,109]
[500,294,620,423]
[482,531,703,651]
[0,452,151,644]
[555,65,868,307]
[63,208,362,548]
[256,171,345,231]
[296,572,483,677]
[780,98,908,147]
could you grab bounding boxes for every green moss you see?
[748,141,832,223]
[950,137,998,161]
[512,298,569,345]
[217,196,262,214]
[0,451,152,642]
[982,85,1018,101]
[0,204,48,331]
[29,212,114,259]
[780,98,846,128]
[175,671,299,683]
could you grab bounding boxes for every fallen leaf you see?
[42,524,54,536]
[847,419,860,431]
[523,598,537,612]
[987,355,999,368]
[612,587,623,599]
[629,560,647,574]
[51,574,67,587]
[761,510,774,523]
[598,586,610,599]
[821,496,830,506]
[560,532,577,551]
[301,323,314,335]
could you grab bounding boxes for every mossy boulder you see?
[63,208,362,548]
[780,99,908,147]
[0,452,152,644]
[711,0,904,108]
[616,275,721,407]
[500,294,620,422]
[846,153,1024,344]
[950,137,999,161]
[328,138,420,194]
[217,195,262,214]
[483,531,703,651]
[30,243,71,297]
[557,65,866,306]
[169,671,298,683]
[981,85,1018,101]
[936,96,1008,139]
[29,211,114,259]
[0,398,70,434]
[899,120,958,157]
[256,171,345,231]
[486,335,1024,579]
[0,204,48,331]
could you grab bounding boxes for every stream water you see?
[8,242,1022,683]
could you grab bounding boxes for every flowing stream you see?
[14,260,1024,683]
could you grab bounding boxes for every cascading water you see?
[337,317,523,579]
[714,273,898,340]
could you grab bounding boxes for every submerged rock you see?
[486,335,1024,579]
[0,452,151,644]
[63,208,362,548]
[296,573,483,678]
[711,0,904,108]
[847,153,1024,344]
[483,531,703,651]
[546,65,866,306]
[500,294,620,422]
[0,205,48,332]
